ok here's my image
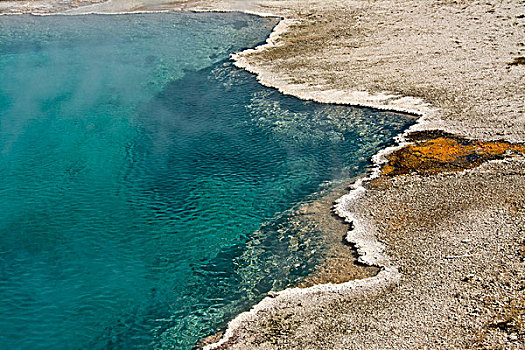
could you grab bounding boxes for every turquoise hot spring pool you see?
[0,12,414,349]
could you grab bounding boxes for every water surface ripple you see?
[0,13,414,349]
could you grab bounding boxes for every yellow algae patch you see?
[474,141,525,156]
[411,137,471,162]
[382,133,525,176]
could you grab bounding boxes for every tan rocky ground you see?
[2,0,524,348]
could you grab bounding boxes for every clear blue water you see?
[0,13,414,349]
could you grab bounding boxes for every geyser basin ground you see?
[0,12,413,349]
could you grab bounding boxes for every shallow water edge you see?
[188,8,431,350]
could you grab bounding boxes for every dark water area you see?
[0,13,414,349]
